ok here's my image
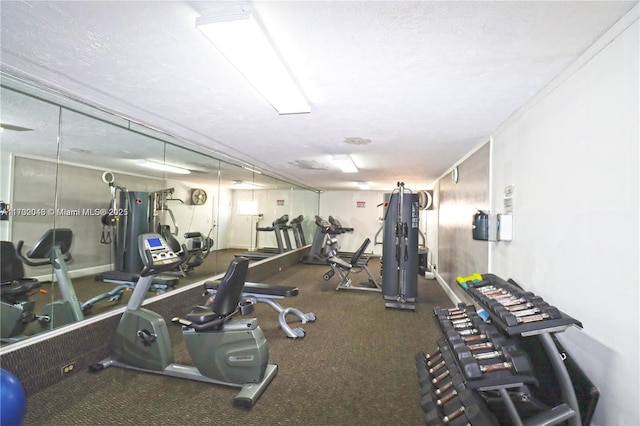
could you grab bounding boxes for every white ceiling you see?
[1,1,636,191]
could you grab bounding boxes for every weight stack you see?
[116,191,151,273]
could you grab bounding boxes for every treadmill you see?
[235,214,292,261]
[289,215,306,248]
[327,216,363,260]
[302,216,343,265]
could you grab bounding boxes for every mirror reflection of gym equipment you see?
[1,228,137,342]
[289,215,306,248]
[236,214,293,261]
[96,172,211,292]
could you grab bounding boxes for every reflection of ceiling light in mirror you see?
[196,5,310,115]
[243,166,262,174]
[0,123,33,132]
[233,180,261,188]
[136,160,191,174]
[332,155,358,173]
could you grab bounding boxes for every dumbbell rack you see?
[417,273,584,426]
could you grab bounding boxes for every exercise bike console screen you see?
[139,234,181,274]
[147,238,163,248]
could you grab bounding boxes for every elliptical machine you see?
[90,233,277,409]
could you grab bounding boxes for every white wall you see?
[490,15,638,426]
[424,182,439,271]
[161,179,219,247]
[228,187,320,250]
[216,186,233,250]
[319,190,389,256]
[0,151,12,240]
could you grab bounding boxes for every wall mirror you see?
[1,86,60,342]
[0,75,320,347]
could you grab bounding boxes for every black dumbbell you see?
[424,402,467,426]
[434,306,466,317]
[493,304,546,320]
[428,359,448,375]
[476,285,501,294]
[422,366,463,397]
[424,348,441,361]
[445,322,501,342]
[502,306,561,326]
[460,349,532,379]
[421,387,463,413]
[487,296,544,310]
[442,405,467,425]
[431,368,452,385]
[450,340,496,356]
[503,296,544,308]
[440,388,489,425]
[456,348,502,362]
[445,331,491,348]
[426,352,443,368]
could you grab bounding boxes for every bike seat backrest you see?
[349,238,371,266]
[160,225,182,254]
[211,257,249,316]
[1,241,26,283]
[27,228,73,259]
[1,241,40,301]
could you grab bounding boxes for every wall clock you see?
[191,188,208,205]
[418,190,433,210]
[451,166,459,184]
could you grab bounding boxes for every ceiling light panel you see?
[196,6,310,115]
[332,155,358,173]
[136,160,190,175]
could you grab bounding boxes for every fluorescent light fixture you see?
[356,181,370,190]
[136,160,190,175]
[233,180,261,188]
[243,166,262,174]
[333,155,358,173]
[196,5,310,115]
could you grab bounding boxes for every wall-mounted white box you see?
[497,214,513,241]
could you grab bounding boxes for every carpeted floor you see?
[22,258,454,426]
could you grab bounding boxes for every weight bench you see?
[324,238,381,292]
[203,281,316,339]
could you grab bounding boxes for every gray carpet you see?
[23,259,453,425]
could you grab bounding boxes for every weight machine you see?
[97,172,180,291]
[382,182,419,310]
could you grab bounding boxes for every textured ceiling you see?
[1,1,636,191]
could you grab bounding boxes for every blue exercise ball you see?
[0,368,27,426]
